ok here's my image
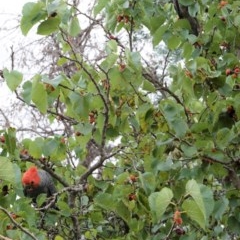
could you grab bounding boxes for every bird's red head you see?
[22,166,41,188]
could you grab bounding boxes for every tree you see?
[0,0,240,239]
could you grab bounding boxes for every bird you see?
[22,166,57,206]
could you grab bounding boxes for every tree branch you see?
[172,0,200,36]
[80,145,124,182]
[14,91,78,125]
[0,207,37,240]
[0,235,13,240]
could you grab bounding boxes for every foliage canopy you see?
[1,0,240,239]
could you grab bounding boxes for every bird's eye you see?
[31,181,34,185]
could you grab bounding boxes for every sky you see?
[0,1,29,109]
[0,0,29,68]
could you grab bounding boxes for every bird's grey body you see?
[23,169,57,201]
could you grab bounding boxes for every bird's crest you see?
[22,166,41,187]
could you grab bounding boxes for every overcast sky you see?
[0,1,29,67]
[0,1,29,107]
[0,0,27,12]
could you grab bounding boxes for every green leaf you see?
[31,77,48,114]
[156,159,174,171]
[46,0,63,16]
[182,199,206,230]
[213,197,229,220]
[43,75,65,88]
[148,188,173,223]
[37,16,61,35]
[200,185,214,219]
[68,92,90,118]
[139,172,156,195]
[146,16,165,34]
[58,200,71,217]
[142,80,156,92]
[75,123,93,135]
[29,138,44,158]
[69,17,81,37]
[188,2,200,17]
[228,216,240,235]
[0,157,16,183]
[234,15,240,26]
[171,118,188,137]
[116,201,131,223]
[21,81,32,104]
[179,0,195,6]
[20,2,46,35]
[186,180,206,212]
[44,137,66,161]
[54,236,64,240]
[100,53,118,71]
[153,25,168,46]
[184,179,207,229]
[216,128,234,149]
[94,0,109,16]
[182,42,194,59]
[108,67,129,91]
[126,50,142,71]
[95,193,116,211]
[173,19,191,32]
[4,128,17,156]
[167,36,182,50]
[36,193,48,207]
[3,69,23,91]
[106,40,118,53]
[160,100,188,137]
[43,138,58,157]
[128,218,144,232]
[181,144,198,157]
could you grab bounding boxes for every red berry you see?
[234,67,240,74]
[20,149,28,155]
[219,1,228,8]
[185,70,193,78]
[129,175,137,182]
[232,73,238,79]
[128,193,137,201]
[119,63,126,72]
[75,132,82,137]
[0,136,5,143]
[123,15,129,23]
[175,226,185,235]
[117,15,124,22]
[225,68,232,76]
[220,16,226,22]
[109,35,117,40]
[173,210,183,225]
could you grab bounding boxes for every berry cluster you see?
[225,67,240,78]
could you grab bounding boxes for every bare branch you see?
[80,145,124,182]
[0,234,13,240]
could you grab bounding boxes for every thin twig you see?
[0,207,37,240]
[80,145,124,182]
[164,222,175,240]
[10,46,14,70]
[14,90,78,125]
[0,235,13,240]
[35,185,84,211]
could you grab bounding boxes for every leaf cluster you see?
[1,0,240,239]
